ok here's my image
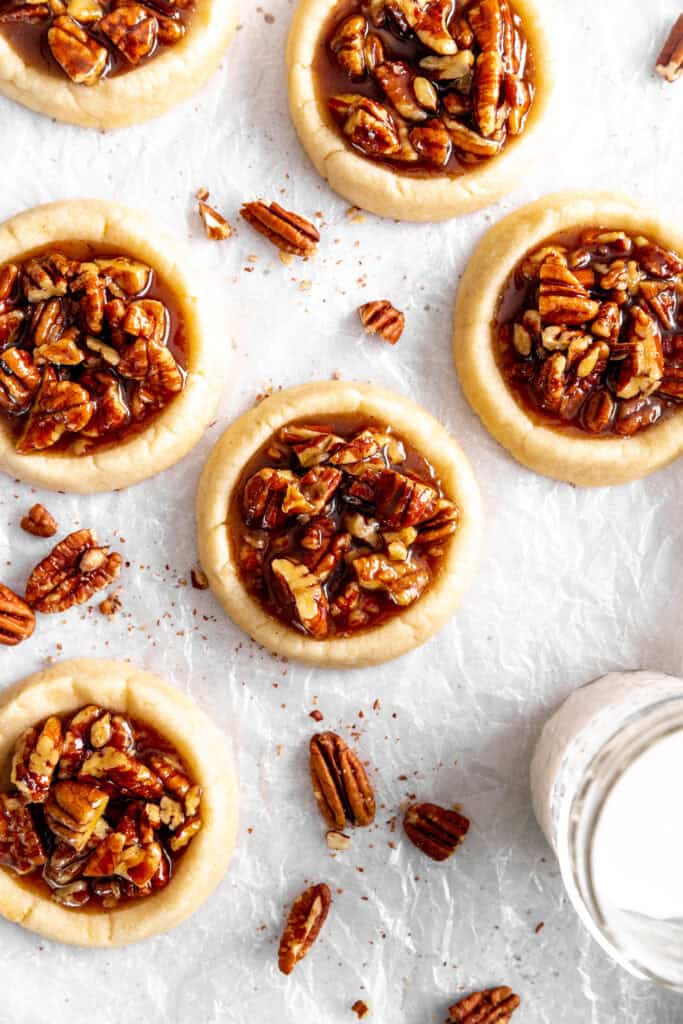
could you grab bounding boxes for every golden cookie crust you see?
[0,199,227,494]
[453,191,683,486]
[196,380,483,667]
[0,0,238,129]
[0,658,238,947]
[286,0,553,222]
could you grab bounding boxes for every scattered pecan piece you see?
[47,15,108,84]
[0,583,36,646]
[99,592,122,617]
[310,731,376,830]
[358,300,405,344]
[240,202,319,258]
[656,14,683,83]
[198,199,233,240]
[21,503,58,538]
[191,567,209,590]
[403,801,470,861]
[0,793,47,874]
[448,987,520,1023]
[25,528,122,613]
[352,1000,370,1019]
[278,883,332,975]
[11,717,63,803]
[44,781,110,851]
[326,829,351,851]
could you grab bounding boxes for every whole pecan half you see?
[240,202,319,258]
[21,503,58,538]
[278,882,331,975]
[25,529,122,614]
[310,731,376,830]
[448,986,520,1023]
[403,801,470,861]
[358,300,405,344]
[0,583,36,646]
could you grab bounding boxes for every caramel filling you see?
[230,415,460,638]
[497,228,683,437]
[314,0,534,176]
[0,243,187,456]
[0,705,202,910]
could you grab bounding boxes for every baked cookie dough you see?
[0,199,225,494]
[0,658,238,947]
[454,191,683,486]
[197,380,483,667]
[287,0,552,221]
[0,0,238,129]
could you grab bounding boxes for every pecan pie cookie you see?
[197,381,482,666]
[0,199,224,493]
[0,658,237,947]
[454,192,683,485]
[287,0,552,221]
[0,0,237,127]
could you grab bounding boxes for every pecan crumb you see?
[99,593,121,617]
[351,1000,369,1019]
[358,300,405,344]
[240,201,320,258]
[191,567,209,590]
[198,199,233,241]
[196,186,210,201]
[327,830,351,851]
[448,987,520,1023]
[309,709,324,722]
[21,503,58,538]
[656,14,683,82]
[534,921,544,934]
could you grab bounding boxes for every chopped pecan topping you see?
[198,198,233,241]
[25,528,122,613]
[330,13,368,79]
[278,883,332,975]
[0,703,203,907]
[403,801,470,860]
[0,347,41,414]
[448,987,520,1023]
[17,368,94,452]
[329,94,400,158]
[99,4,158,63]
[47,15,108,84]
[310,731,376,829]
[500,226,683,436]
[240,202,320,258]
[656,14,683,83]
[0,583,36,646]
[409,118,452,166]
[358,300,405,343]
[20,501,57,540]
[233,418,458,637]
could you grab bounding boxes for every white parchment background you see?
[1,0,682,1020]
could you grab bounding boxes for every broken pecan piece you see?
[271,558,329,638]
[310,731,376,830]
[538,254,600,325]
[47,15,109,85]
[473,49,503,138]
[354,553,430,606]
[403,801,470,861]
[44,781,110,852]
[409,118,452,167]
[240,202,319,258]
[11,717,63,803]
[358,300,405,344]
[17,367,95,453]
[198,199,233,241]
[0,583,36,646]
[25,529,122,613]
[448,987,520,1023]
[656,14,683,83]
[278,883,332,975]
[0,793,46,874]
[21,503,58,538]
[99,4,158,63]
[0,347,41,415]
[79,747,164,799]
[329,94,400,158]
[330,14,368,80]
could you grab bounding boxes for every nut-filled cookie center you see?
[0,705,202,910]
[497,228,683,437]
[230,414,460,638]
[0,0,194,86]
[0,241,187,455]
[314,0,534,174]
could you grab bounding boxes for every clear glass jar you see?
[530,670,683,990]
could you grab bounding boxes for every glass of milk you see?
[530,670,683,989]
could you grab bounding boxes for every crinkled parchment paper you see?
[1,0,683,1020]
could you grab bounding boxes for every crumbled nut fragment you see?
[358,300,405,344]
[191,567,209,590]
[25,529,122,613]
[0,583,35,646]
[656,14,683,83]
[403,801,470,861]
[448,987,520,1023]
[310,731,376,830]
[351,1001,369,1020]
[198,199,233,241]
[327,829,351,851]
[278,883,332,974]
[99,593,122,617]
[240,202,320,258]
